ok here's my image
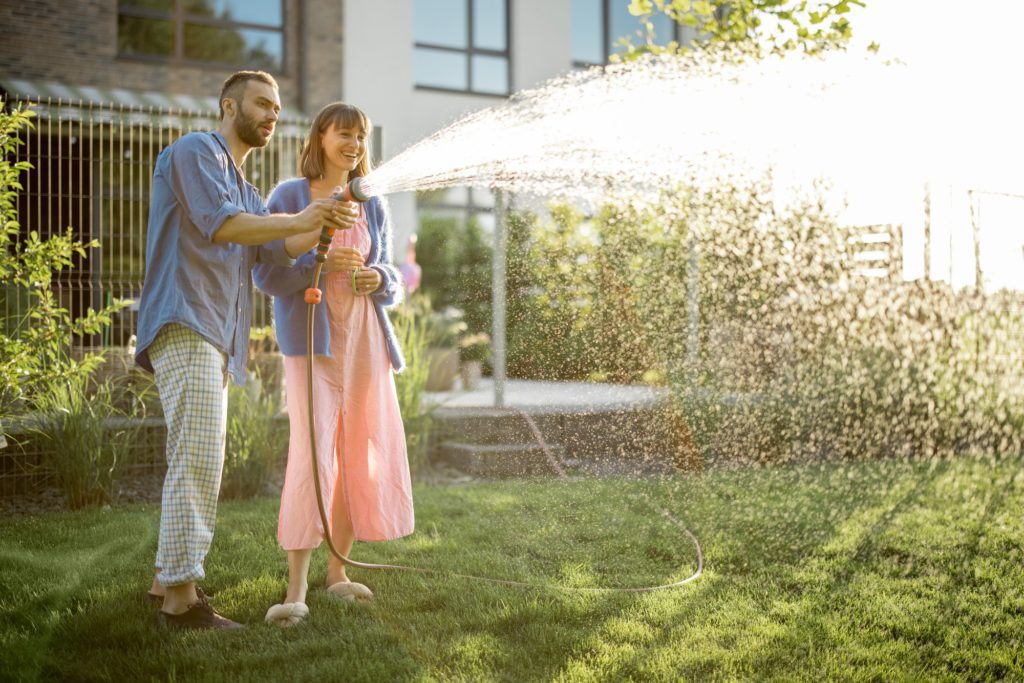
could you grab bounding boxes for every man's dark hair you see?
[219,70,279,119]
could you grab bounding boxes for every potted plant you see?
[424,306,467,391]
[459,332,490,391]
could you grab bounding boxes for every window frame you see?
[571,0,681,69]
[414,0,512,97]
[116,0,287,73]
[417,187,496,232]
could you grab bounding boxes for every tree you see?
[615,0,870,61]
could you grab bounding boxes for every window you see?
[414,0,510,96]
[418,187,496,234]
[571,0,679,68]
[118,0,284,72]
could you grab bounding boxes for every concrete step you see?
[431,405,682,461]
[437,441,569,478]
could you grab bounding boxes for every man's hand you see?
[293,199,358,235]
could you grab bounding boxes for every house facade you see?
[1,0,697,344]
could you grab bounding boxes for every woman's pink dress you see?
[277,208,414,548]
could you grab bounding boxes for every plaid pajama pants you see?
[150,323,229,586]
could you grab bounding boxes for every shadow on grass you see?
[3,458,1022,680]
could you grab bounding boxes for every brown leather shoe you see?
[158,599,244,631]
[146,586,210,604]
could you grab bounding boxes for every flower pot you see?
[460,360,482,391]
[425,347,460,392]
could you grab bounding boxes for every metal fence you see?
[2,97,310,497]
[7,96,310,348]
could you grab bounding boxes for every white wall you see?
[343,0,574,255]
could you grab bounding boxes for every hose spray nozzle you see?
[316,178,372,265]
[334,177,372,203]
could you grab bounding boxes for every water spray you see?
[298,185,703,593]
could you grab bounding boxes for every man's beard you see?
[235,108,270,148]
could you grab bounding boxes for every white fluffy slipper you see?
[326,581,374,603]
[265,602,309,627]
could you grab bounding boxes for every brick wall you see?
[0,0,346,116]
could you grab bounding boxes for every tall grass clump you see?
[390,294,434,477]
[221,371,288,499]
[31,373,140,509]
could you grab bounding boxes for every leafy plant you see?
[415,211,492,342]
[30,374,140,509]
[221,371,288,500]
[0,104,129,434]
[425,304,468,348]
[615,0,870,62]
[391,294,435,477]
[459,332,491,364]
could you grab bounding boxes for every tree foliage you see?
[615,0,869,61]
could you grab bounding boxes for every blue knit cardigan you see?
[252,178,405,372]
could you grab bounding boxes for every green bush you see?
[221,372,288,500]
[505,206,605,381]
[499,175,1024,465]
[416,212,492,341]
[30,374,141,509]
[1,104,128,435]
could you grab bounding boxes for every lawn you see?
[1,453,1022,682]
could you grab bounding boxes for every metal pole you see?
[492,190,507,408]
[686,233,699,386]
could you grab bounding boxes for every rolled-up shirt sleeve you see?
[256,238,296,266]
[169,136,244,241]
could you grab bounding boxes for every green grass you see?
[2,454,1023,682]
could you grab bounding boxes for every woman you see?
[255,102,413,627]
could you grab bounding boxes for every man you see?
[134,70,357,630]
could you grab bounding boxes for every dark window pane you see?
[571,0,603,64]
[609,0,645,55]
[184,23,282,69]
[650,11,676,45]
[118,15,175,58]
[119,0,175,13]
[414,47,468,89]
[415,0,468,48]
[185,0,283,26]
[473,0,506,50]
[471,54,507,94]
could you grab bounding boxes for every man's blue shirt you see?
[134,131,294,385]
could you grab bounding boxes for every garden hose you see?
[299,179,703,592]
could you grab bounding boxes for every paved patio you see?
[425,378,671,415]
[424,379,687,476]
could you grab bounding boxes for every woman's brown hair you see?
[299,102,373,181]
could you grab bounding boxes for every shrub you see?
[1,104,128,435]
[505,206,602,381]
[30,374,141,509]
[221,371,288,500]
[500,174,1024,465]
[415,212,492,341]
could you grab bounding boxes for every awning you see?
[0,78,310,136]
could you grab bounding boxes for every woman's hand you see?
[323,246,364,273]
[352,267,382,296]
